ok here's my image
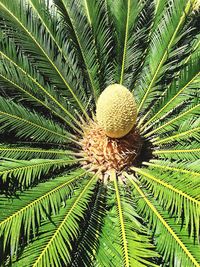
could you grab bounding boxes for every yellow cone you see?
[96,84,137,138]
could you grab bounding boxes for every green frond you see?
[0,96,77,144]
[118,0,141,85]
[70,182,106,267]
[0,157,77,187]
[131,167,200,240]
[128,176,200,267]
[28,0,87,87]
[152,117,200,145]
[107,0,147,86]
[0,37,83,130]
[153,0,168,28]
[138,33,200,128]
[11,208,71,266]
[0,0,88,117]
[184,33,200,63]
[113,170,130,267]
[12,173,98,267]
[0,169,86,257]
[153,142,200,161]
[144,101,200,138]
[129,0,155,89]
[80,0,115,88]
[146,159,200,173]
[154,126,200,145]
[95,171,159,267]
[141,54,200,131]
[136,0,195,112]
[131,0,167,92]
[113,170,159,267]
[94,184,123,266]
[53,0,101,103]
[0,145,73,160]
[143,160,200,177]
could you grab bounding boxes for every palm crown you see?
[0,0,199,266]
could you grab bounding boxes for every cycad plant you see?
[0,0,199,266]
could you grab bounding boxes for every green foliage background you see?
[0,0,199,266]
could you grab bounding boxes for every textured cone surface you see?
[96,84,137,138]
[81,121,142,172]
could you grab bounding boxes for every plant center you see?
[80,120,142,173]
[80,84,143,173]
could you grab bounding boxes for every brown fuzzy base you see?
[80,120,142,173]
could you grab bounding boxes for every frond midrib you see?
[143,162,200,177]
[138,0,193,112]
[32,172,98,267]
[0,170,86,229]
[153,148,200,154]
[0,158,77,182]
[112,170,130,267]
[0,49,82,130]
[120,0,130,85]
[145,103,200,137]
[142,70,200,130]
[0,1,87,117]
[60,0,99,103]
[153,126,200,144]
[127,175,200,267]
[131,167,200,205]
[0,109,76,144]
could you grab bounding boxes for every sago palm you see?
[0,0,199,266]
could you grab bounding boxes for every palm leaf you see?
[144,101,200,138]
[95,170,159,267]
[12,173,98,267]
[131,167,200,240]
[128,176,200,267]
[0,37,83,129]
[153,142,200,161]
[136,0,195,112]
[80,0,115,89]
[0,96,78,144]
[145,159,200,173]
[152,117,200,145]
[53,0,101,103]
[112,170,159,267]
[107,0,147,86]
[0,169,86,257]
[0,145,74,160]
[0,0,88,117]
[0,157,78,187]
[70,182,106,266]
[0,0,199,266]
[141,53,200,131]
[28,0,87,89]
